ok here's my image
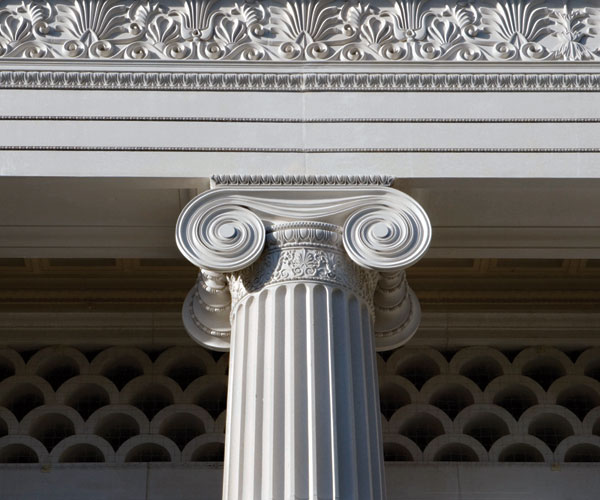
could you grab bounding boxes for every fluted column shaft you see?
[223,224,384,500]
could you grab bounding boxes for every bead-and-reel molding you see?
[1,345,600,464]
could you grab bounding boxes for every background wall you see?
[1,256,599,499]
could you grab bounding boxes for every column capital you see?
[177,175,431,272]
[176,175,431,352]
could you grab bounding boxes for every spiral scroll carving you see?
[343,203,431,271]
[176,203,266,272]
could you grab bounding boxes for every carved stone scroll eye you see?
[343,202,431,271]
[176,202,266,272]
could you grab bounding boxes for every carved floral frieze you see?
[0,0,599,62]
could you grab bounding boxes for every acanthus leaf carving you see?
[550,7,599,61]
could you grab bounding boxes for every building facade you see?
[1,0,600,498]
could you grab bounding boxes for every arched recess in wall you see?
[51,435,115,463]
[382,434,422,462]
[421,375,482,419]
[0,436,48,463]
[548,376,600,420]
[117,434,181,463]
[121,376,183,419]
[520,405,580,451]
[454,404,515,450]
[155,347,218,390]
[489,435,553,463]
[575,348,600,383]
[87,405,149,450]
[424,434,488,462]
[389,404,453,451]
[151,404,214,450]
[386,348,447,390]
[379,376,418,419]
[90,348,152,390]
[0,349,25,381]
[0,376,53,420]
[185,376,228,420]
[555,435,600,463]
[28,347,89,391]
[20,405,84,452]
[182,433,226,462]
[56,375,118,419]
[514,347,572,391]
[449,347,510,391]
[485,375,546,419]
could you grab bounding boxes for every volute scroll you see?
[176,201,266,273]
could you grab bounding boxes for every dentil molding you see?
[1,0,600,63]
[176,175,431,351]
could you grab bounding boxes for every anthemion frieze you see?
[0,0,599,63]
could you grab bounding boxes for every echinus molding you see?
[1,0,600,63]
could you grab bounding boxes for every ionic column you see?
[176,176,431,500]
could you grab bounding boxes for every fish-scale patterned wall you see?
[380,346,600,463]
[1,345,600,464]
[0,346,227,464]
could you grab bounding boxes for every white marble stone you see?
[176,177,431,499]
